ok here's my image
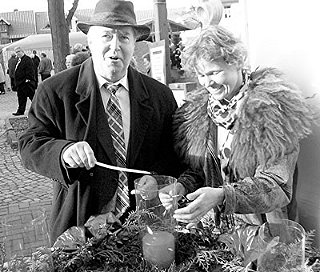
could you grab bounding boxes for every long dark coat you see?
[19,58,182,244]
[14,54,36,87]
[7,56,18,78]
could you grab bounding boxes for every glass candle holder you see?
[257,219,305,272]
[134,175,178,269]
[1,208,53,272]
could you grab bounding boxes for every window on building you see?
[0,22,9,33]
[0,24,7,32]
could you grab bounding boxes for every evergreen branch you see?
[51,211,318,272]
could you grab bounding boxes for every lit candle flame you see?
[146,225,153,235]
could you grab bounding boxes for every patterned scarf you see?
[207,74,249,129]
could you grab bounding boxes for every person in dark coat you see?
[31,50,40,87]
[13,46,36,115]
[38,52,53,81]
[18,0,199,245]
[0,64,6,94]
[70,51,90,67]
[7,52,18,92]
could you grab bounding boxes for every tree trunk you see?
[47,0,70,73]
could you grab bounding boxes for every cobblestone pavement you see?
[0,91,53,257]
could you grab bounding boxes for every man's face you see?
[15,48,24,59]
[87,26,136,82]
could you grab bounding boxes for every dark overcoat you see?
[8,56,18,78]
[19,58,182,243]
[14,54,36,87]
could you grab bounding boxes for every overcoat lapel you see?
[74,59,116,164]
[126,67,153,167]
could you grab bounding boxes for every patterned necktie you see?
[106,84,130,216]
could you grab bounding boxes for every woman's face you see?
[196,58,243,101]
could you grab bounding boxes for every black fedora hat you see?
[77,0,150,41]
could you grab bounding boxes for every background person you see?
[31,49,40,87]
[160,25,315,231]
[72,43,85,54]
[0,64,6,94]
[65,54,76,69]
[13,46,36,116]
[18,0,195,244]
[142,53,151,76]
[70,51,90,67]
[38,52,53,81]
[7,52,18,92]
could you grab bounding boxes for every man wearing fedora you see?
[19,0,198,244]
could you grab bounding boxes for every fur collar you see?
[173,68,314,178]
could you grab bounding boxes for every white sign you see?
[149,40,166,84]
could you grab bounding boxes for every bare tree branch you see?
[66,0,80,27]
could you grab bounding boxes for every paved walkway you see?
[0,91,53,257]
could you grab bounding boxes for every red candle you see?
[142,231,175,268]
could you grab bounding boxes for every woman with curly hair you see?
[160,25,315,230]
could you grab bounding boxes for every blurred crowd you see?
[65,43,91,69]
[2,43,91,94]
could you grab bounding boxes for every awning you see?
[2,32,87,52]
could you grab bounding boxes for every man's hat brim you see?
[77,21,150,42]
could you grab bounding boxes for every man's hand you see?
[173,187,225,228]
[62,141,96,170]
[131,175,158,200]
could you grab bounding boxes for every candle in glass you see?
[142,230,175,268]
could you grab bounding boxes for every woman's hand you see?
[159,182,186,210]
[173,187,225,228]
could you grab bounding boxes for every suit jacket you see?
[19,58,183,244]
[14,54,36,87]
